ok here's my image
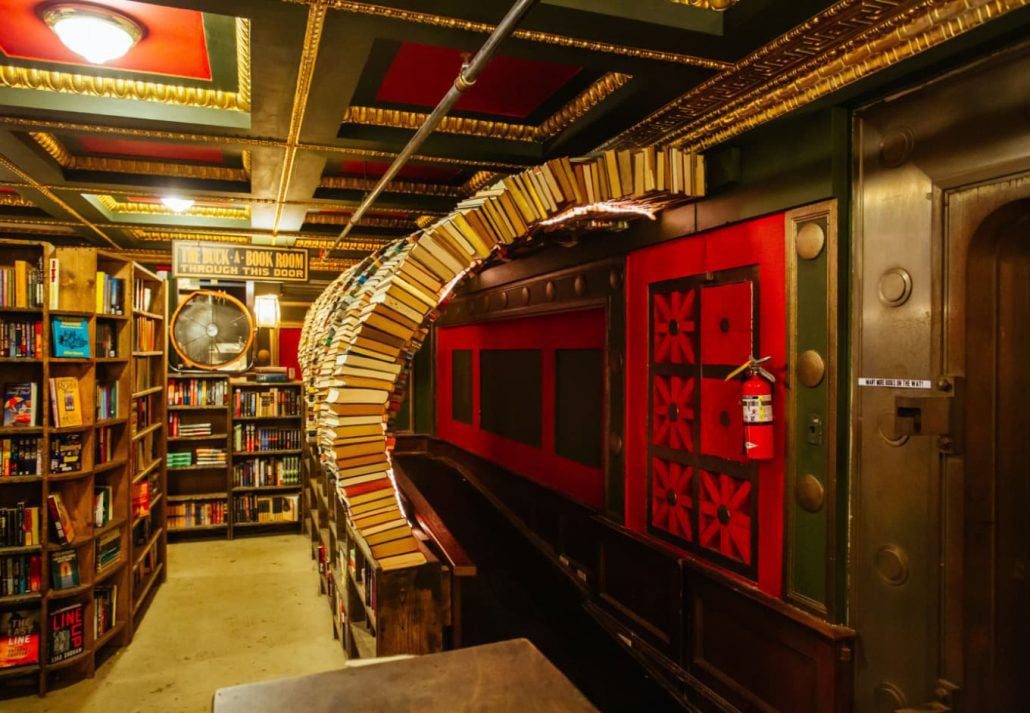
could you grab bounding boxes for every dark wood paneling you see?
[480,348,542,447]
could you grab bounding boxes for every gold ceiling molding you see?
[669,0,1029,149]
[30,132,249,182]
[0,152,118,247]
[608,0,1028,150]
[95,195,251,221]
[295,0,731,70]
[272,1,329,238]
[0,116,529,171]
[460,171,502,195]
[294,237,390,251]
[0,193,33,208]
[304,212,414,229]
[669,0,738,8]
[0,18,251,113]
[311,257,359,272]
[343,71,631,142]
[319,174,464,197]
[130,228,251,244]
[414,215,436,229]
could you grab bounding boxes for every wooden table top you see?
[212,638,597,713]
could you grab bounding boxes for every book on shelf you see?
[167,377,226,407]
[166,452,193,468]
[49,549,80,590]
[169,416,212,438]
[49,377,83,428]
[95,530,121,572]
[378,550,428,572]
[0,609,40,668]
[3,383,38,427]
[0,504,41,546]
[95,425,115,465]
[47,493,77,545]
[94,585,118,639]
[134,358,155,392]
[132,515,152,548]
[169,500,226,529]
[132,480,150,520]
[96,321,118,358]
[96,381,119,421]
[0,258,44,309]
[48,258,58,310]
[133,315,157,352]
[0,554,42,596]
[233,424,300,451]
[0,317,42,358]
[94,486,113,527]
[1,436,42,477]
[132,396,154,431]
[49,433,83,473]
[233,493,299,524]
[94,271,124,315]
[47,603,85,664]
[232,455,300,487]
[194,448,226,467]
[133,280,153,313]
[51,317,90,358]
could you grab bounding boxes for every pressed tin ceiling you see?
[0,0,1024,276]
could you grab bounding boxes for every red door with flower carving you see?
[647,269,759,579]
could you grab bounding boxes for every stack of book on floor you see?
[167,451,193,468]
[194,448,226,467]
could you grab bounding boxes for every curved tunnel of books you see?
[299,147,705,573]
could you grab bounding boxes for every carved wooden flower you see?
[653,288,697,364]
[698,470,753,565]
[653,375,696,451]
[651,458,693,542]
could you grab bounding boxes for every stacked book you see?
[195,448,226,467]
[171,419,212,438]
[166,451,193,469]
[299,148,706,572]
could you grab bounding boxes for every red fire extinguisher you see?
[725,355,775,461]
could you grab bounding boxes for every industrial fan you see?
[170,290,254,371]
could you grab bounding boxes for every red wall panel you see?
[626,213,786,597]
[436,309,605,509]
[278,327,302,378]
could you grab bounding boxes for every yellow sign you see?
[172,241,308,282]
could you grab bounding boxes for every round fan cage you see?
[170,290,255,371]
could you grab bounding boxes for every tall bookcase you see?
[0,243,168,697]
[166,378,303,537]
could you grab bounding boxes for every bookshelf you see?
[165,378,304,538]
[166,374,230,536]
[0,243,168,696]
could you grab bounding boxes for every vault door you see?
[852,43,1030,713]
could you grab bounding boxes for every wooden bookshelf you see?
[0,243,169,696]
[227,381,304,538]
[165,371,230,536]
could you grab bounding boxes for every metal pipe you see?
[327,0,540,256]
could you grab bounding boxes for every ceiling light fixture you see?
[44,4,143,65]
[160,196,195,213]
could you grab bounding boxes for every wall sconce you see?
[254,294,280,328]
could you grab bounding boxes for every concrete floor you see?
[9,534,344,713]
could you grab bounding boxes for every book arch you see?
[299,148,706,570]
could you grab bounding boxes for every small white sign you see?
[857,377,933,389]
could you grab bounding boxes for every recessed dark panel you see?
[555,348,603,467]
[480,349,541,447]
[451,349,473,425]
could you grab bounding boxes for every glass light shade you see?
[45,5,143,65]
[160,196,195,213]
[254,294,280,328]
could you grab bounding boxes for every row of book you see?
[96,425,117,465]
[3,378,88,430]
[135,431,159,472]
[96,529,121,572]
[50,433,82,473]
[132,480,152,520]
[134,315,158,352]
[232,388,301,418]
[134,281,154,313]
[133,397,153,431]
[0,503,41,546]
[196,448,226,467]
[96,321,119,359]
[1,437,41,477]
[94,584,118,639]
[0,318,42,358]
[95,271,125,315]
[0,554,42,596]
[0,259,44,309]
[168,417,212,438]
[233,493,299,524]
[167,451,193,468]
[232,457,300,488]
[168,378,226,407]
[232,425,301,452]
[96,381,119,421]
[168,500,226,529]
[135,358,156,392]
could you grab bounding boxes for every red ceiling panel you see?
[0,0,212,80]
[338,160,462,183]
[375,42,581,120]
[78,137,224,163]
